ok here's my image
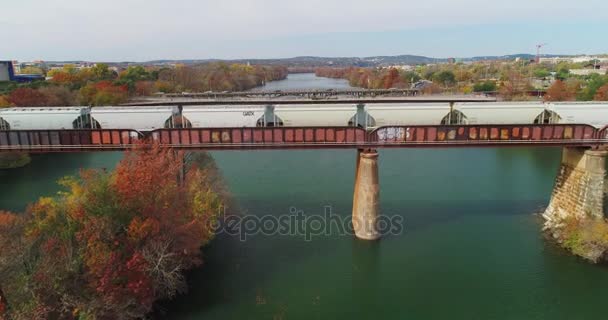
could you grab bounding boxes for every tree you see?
[92,63,113,80]
[38,86,78,106]
[0,95,11,107]
[8,88,49,106]
[544,80,575,101]
[401,71,421,85]
[117,66,154,91]
[0,145,224,319]
[578,74,608,101]
[473,81,497,93]
[500,71,531,101]
[432,70,456,87]
[79,81,129,106]
[382,68,400,89]
[594,84,608,101]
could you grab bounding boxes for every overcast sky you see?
[2,0,608,61]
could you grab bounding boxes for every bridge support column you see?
[544,147,608,228]
[352,149,381,240]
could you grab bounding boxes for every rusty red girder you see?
[0,124,605,153]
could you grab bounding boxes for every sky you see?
[2,0,608,61]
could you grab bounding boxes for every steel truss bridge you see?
[1,124,607,153]
[155,88,421,100]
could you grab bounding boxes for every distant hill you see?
[45,53,579,68]
[145,53,574,67]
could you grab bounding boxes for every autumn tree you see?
[594,84,608,101]
[38,86,78,106]
[544,80,575,101]
[79,81,129,106]
[8,88,49,106]
[0,145,224,319]
[499,71,531,101]
[382,68,400,89]
[0,95,10,107]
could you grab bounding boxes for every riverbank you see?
[544,213,608,263]
[0,153,31,169]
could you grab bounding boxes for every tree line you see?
[316,61,608,102]
[0,63,288,107]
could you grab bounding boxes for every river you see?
[2,73,608,319]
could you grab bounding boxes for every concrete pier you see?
[352,150,381,240]
[544,147,608,225]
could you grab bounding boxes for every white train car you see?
[182,105,266,127]
[0,107,89,130]
[454,102,548,124]
[274,104,358,127]
[549,102,608,128]
[91,106,177,130]
[366,103,451,126]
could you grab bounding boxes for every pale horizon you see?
[2,0,608,62]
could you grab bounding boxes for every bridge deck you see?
[1,124,606,152]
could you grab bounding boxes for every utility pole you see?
[536,43,547,64]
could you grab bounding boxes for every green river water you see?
[1,74,607,319]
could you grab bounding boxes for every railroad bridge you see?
[2,99,608,240]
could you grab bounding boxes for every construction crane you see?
[535,43,547,63]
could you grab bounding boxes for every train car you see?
[0,107,90,130]
[549,102,608,128]
[453,102,548,125]
[366,103,451,126]
[274,104,358,127]
[90,106,177,130]
[182,105,267,127]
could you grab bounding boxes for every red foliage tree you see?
[8,88,50,107]
[594,84,608,101]
[0,144,223,318]
[382,68,399,89]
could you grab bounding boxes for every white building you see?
[569,69,607,76]
[540,56,608,64]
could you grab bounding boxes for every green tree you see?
[92,63,113,80]
[577,74,608,101]
[432,70,456,87]
[473,81,497,92]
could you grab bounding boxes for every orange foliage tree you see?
[0,145,223,319]
[79,80,129,106]
[544,80,575,101]
[594,84,608,101]
[0,95,11,107]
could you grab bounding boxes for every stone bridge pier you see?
[352,149,381,240]
[544,147,608,226]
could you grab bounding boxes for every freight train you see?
[2,102,608,131]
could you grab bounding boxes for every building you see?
[0,60,45,82]
[539,56,608,64]
[569,69,607,76]
[0,61,15,82]
[11,61,20,74]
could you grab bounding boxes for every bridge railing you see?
[0,129,143,152]
[370,124,600,146]
[1,124,605,152]
[151,127,367,149]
